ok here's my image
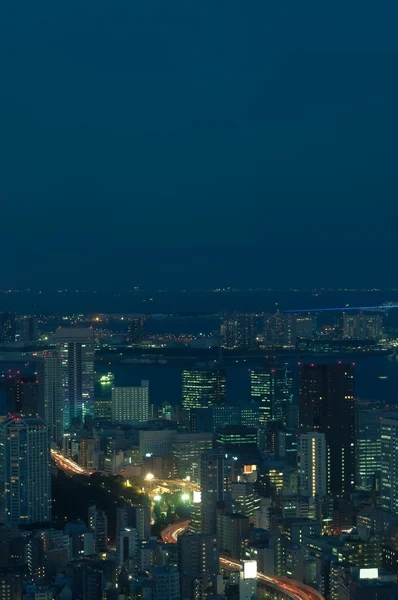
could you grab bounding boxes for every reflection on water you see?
[95,354,398,407]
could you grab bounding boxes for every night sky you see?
[1,1,397,289]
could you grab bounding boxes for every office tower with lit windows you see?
[182,368,226,410]
[264,313,286,346]
[128,317,145,344]
[0,416,51,525]
[295,314,315,341]
[37,353,64,445]
[56,327,95,428]
[220,317,239,349]
[342,313,383,340]
[299,363,355,496]
[0,313,16,343]
[88,506,108,553]
[298,432,328,499]
[264,313,314,347]
[172,432,213,482]
[211,404,240,430]
[177,533,219,600]
[200,449,232,535]
[380,413,398,514]
[250,367,293,426]
[5,375,39,417]
[15,316,37,344]
[236,314,257,348]
[230,482,259,522]
[216,425,258,454]
[356,401,383,491]
[79,437,98,470]
[111,381,149,424]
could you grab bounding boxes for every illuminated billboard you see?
[243,560,257,580]
[359,568,378,580]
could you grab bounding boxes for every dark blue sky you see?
[1,1,397,289]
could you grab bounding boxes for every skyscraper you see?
[0,416,51,525]
[236,314,257,348]
[0,313,16,344]
[111,381,149,424]
[5,375,39,417]
[182,368,226,410]
[299,363,355,496]
[250,367,293,426]
[343,313,383,340]
[263,313,286,346]
[56,328,95,428]
[356,401,383,491]
[37,353,64,445]
[177,533,219,600]
[172,432,214,482]
[381,413,398,513]
[15,316,37,344]
[88,506,108,553]
[200,449,232,535]
[220,318,238,349]
[128,317,145,344]
[298,432,328,499]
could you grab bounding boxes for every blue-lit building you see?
[0,416,52,525]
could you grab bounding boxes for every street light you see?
[153,495,162,502]
[181,493,190,501]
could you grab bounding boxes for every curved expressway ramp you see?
[161,521,324,600]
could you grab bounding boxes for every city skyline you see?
[0,1,397,598]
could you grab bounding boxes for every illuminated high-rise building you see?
[264,313,286,346]
[356,401,383,491]
[56,327,95,428]
[381,412,398,514]
[0,313,16,344]
[250,367,293,426]
[264,313,314,347]
[299,363,355,496]
[200,449,232,535]
[88,505,108,553]
[5,375,39,417]
[236,314,257,348]
[128,317,145,344]
[37,353,64,445]
[172,432,213,481]
[298,432,328,499]
[15,316,37,344]
[220,318,239,349]
[343,313,383,340]
[111,381,149,424]
[182,368,226,410]
[0,416,52,525]
[177,533,219,600]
